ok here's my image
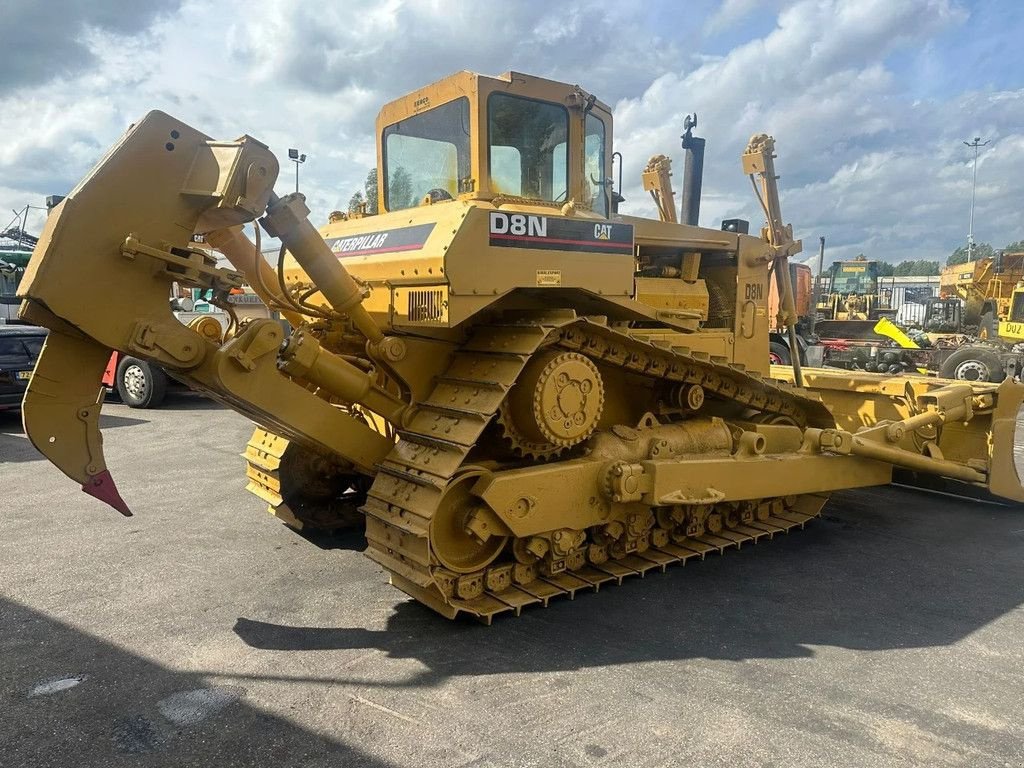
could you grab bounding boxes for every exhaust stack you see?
[680,113,705,227]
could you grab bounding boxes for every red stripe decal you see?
[332,243,424,256]
[490,233,633,250]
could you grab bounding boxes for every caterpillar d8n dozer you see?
[18,71,1024,622]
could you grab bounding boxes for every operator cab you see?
[1009,284,1024,323]
[922,296,964,333]
[376,71,613,217]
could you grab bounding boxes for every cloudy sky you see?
[1,0,1021,267]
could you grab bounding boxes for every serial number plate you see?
[16,371,31,380]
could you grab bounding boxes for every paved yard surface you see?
[2,395,1023,767]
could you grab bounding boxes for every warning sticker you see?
[536,269,562,287]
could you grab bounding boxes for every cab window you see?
[488,93,568,201]
[585,113,607,217]
[830,264,877,295]
[1011,290,1024,322]
[382,97,471,211]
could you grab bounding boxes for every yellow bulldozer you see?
[17,71,1024,622]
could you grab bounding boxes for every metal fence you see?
[877,280,940,328]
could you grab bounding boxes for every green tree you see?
[893,260,940,276]
[390,166,413,211]
[364,168,378,215]
[947,242,994,266]
[1003,240,1024,253]
[877,261,895,276]
[348,190,365,214]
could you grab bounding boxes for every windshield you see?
[488,93,568,201]
[1011,290,1024,322]
[0,335,42,364]
[830,263,878,295]
[383,97,471,211]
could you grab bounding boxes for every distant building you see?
[876,275,941,310]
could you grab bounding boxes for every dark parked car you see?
[0,324,46,411]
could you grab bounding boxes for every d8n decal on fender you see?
[488,212,634,255]
[490,212,547,237]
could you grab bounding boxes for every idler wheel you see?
[430,470,508,574]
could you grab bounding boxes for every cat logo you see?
[594,223,612,240]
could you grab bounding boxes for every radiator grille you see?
[407,288,446,322]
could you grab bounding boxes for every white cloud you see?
[0,0,680,233]
[613,0,1022,264]
[705,0,770,35]
[0,0,183,95]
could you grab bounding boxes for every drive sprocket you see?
[497,350,604,459]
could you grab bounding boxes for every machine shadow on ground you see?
[297,527,369,552]
[0,597,391,766]
[147,393,228,411]
[0,411,149,463]
[233,484,1024,688]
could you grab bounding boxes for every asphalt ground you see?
[1,394,1023,768]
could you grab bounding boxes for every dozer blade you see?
[814,319,887,341]
[776,366,1024,505]
[22,330,131,516]
[983,378,1024,504]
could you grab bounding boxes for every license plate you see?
[16,371,31,381]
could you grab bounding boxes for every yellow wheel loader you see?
[17,71,1024,622]
[813,257,897,340]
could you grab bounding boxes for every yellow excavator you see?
[18,71,1024,622]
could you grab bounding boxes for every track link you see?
[362,316,835,622]
[244,427,289,510]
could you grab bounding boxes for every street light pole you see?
[963,137,989,262]
[287,148,306,194]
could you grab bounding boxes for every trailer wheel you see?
[768,341,791,365]
[939,346,1006,383]
[116,356,168,408]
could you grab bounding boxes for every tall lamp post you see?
[288,148,306,194]
[964,137,989,262]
